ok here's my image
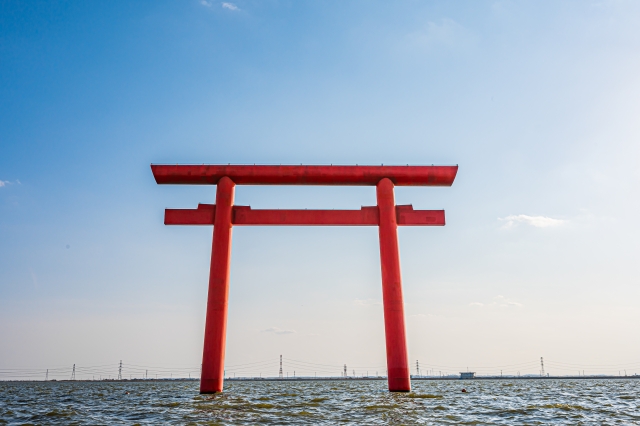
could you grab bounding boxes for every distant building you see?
[460,372,475,379]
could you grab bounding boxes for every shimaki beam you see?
[151,164,458,393]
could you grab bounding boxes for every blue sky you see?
[2,0,640,379]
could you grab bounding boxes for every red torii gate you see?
[151,164,458,393]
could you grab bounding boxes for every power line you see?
[2,357,639,380]
[283,357,385,370]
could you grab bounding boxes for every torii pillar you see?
[201,176,235,393]
[151,164,458,393]
[377,178,410,391]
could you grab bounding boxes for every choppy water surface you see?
[1,379,638,425]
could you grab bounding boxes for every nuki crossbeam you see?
[151,164,458,393]
[165,204,445,226]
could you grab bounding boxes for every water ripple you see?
[0,379,638,425]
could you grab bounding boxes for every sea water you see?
[1,379,638,424]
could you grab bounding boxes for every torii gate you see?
[151,164,458,393]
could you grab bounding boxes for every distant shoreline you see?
[2,375,638,383]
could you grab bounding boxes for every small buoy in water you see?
[461,389,467,393]
[125,391,130,395]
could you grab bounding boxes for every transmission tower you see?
[416,360,420,377]
[45,369,48,381]
[540,357,545,377]
[343,364,347,377]
[71,364,76,380]
[279,355,283,378]
[118,360,123,380]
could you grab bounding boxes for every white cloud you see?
[494,295,522,308]
[200,0,212,7]
[0,181,7,187]
[354,298,382,306]
[222,2,239,11]
[261,327,295,335]
[499,214,566,229]
[469,296,522,308]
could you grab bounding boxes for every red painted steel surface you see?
[200,177,235,394]
[165,204,216,225]
[151,164,457,186]
[233,206,379,225]
[165,205,445,226]
[395,205,445,226]
[376,178,411,392]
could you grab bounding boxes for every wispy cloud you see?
[410,313,437,319]
[494,295,522,307]
[0,180,19,188]
[200,1,239,11]
[222,2,239,11]
[354,298,382,306]
[469,295,523,308]
[499,214,566,229]
[261,327,295,335]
